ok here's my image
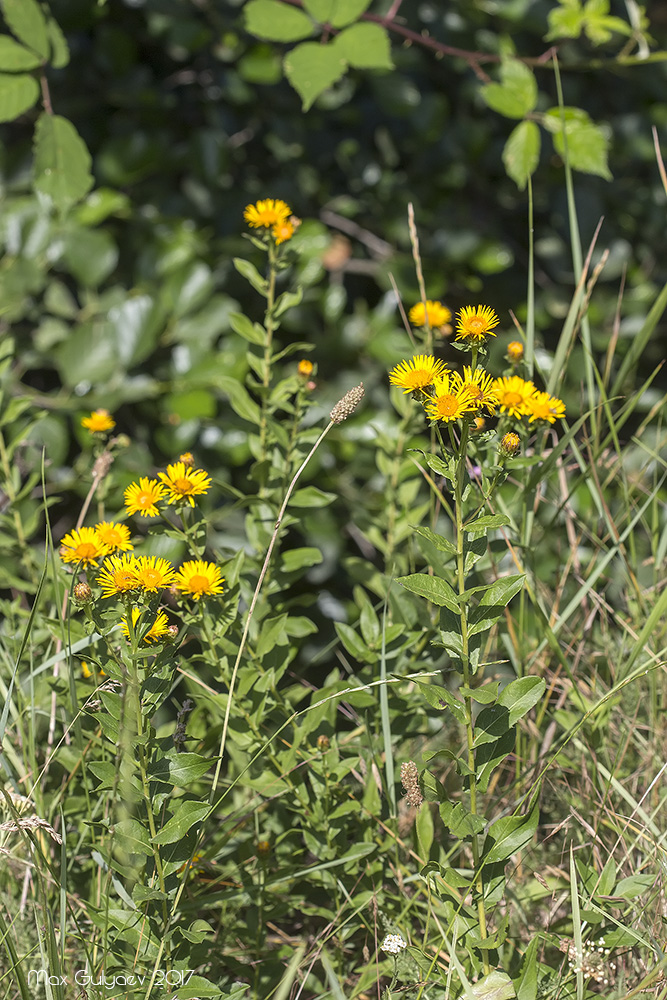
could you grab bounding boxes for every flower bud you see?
[317,734,330,751]
[179,452,195,467]
[297,359,314,377]
[73,582,92,605]
[499,431,521,458]
[507,341,524,364]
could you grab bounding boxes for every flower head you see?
[507,340,524,364]
[493,376,537,418]
[124,477,167,518]
[73,582,92,605]
[95,521,133,554]
[179,452,195,467]
[381,934,407,955]
[453,366,500,415]
[298,359,314,377]
[173,560,224,601]
[423,373,478,423]
[121,607,171,644]
[524,390,566,424]
[244,198,292,229]
[135,556,176,593]
[97,555,140,598]
[158,463,212,507]
[272,218,296,244]
[389,355,447,394]
[81,409,115,433]
[455,305,500,344]
[499,432,521,459]
[408,300,452,329]
[60,527,106,567]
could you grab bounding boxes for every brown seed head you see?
[330,382,364,424]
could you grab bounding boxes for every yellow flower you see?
[97,554,140,598]
[389,355,448,393]
[81,409,115,433]
[121,607,171,644]
[60,527,106,567]
[272,219,295,244]
[134,555,176,593]
[173,560,224,601]
[408,300,452,328]
[95,521,133,554]
[158,462,212,507]
[493,376,536,418]
[453,366,500,415]
[423,373,478,423]
[507,341,524,363]
[499,431,521,458]
[525,390,566,424]
[298,359,314,377]
[455,305,500,344]
[244,198,292,229]
[124,477,167,518]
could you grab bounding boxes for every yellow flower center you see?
[436,395,458,417]
[173,477,194,494]
[504,391,522,407]
[143,569,161,587]
[189,574,210,593]
[116,571,135,589]
[468,386,483,402]
[468,318,484,334]
[77,543,97,559]
[138,492,152,507]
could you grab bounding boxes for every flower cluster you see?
[494,376,566,424]
[60,522,133,567]
[381,934,407,955]
[244,198,300,245]
[560,938,616,987]
[124,460,212,518]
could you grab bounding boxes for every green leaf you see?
[613,874,655,899]
[464,513,511,534]
[233,257,268,294]
[229,311,266,346]
[0,0,49,59]
[33,113,94,209]
[516,936,539,1000]
[61,227,118,287]
[45,15,69,68]
[304,0,372,27]
[398,573,460,613]
[335,622,374,663]
[244,0,313,42]
[471,969,516,1000]
[284,41,347,111]
[483,798,538,865]
[332,23,393,69]
[412,525,457,556]
[113,818,152,857]
[148,752,214,787]
[416,800,434,856]
[468,574,525,637]
[417,683,466,723]
[211,373,261,424]
[0,35,41,70]
[440,801,486,839]
[152,801,210,845]
[289,486,336,507]
[503,120,541,190]
[481,58,538,120]
[546,6,586,40]
[281,546,323,572]
[0,72,38,121]
[498,676,545,726]
[425,453,455,481]
[543,107,612,179]
[273,285,303,318]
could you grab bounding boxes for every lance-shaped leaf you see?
[468,573,525,637]
[397,573,460,613]
[482,796,539,865]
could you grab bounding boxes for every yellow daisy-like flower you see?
[134,555,176,593]
[525,390,566,424]
[121,607,171,644]
[97,554,140,598]
[298,359,314,377]
[408,300,452,328]
[244,198,292,229]
[94,521,133,554]
[455,305,500,344]
[173,560,224,601]
[423,374,478,423]
[158,462,212,507]
[272,219,295,244]
[453,366,500,415]
[81,409,115,433]
[493,376,537,418]
[60,527,106,567]
[124,477,166,518]
[506,341,524,363]
[389,355,448,394]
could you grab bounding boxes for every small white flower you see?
[382,933,407,955]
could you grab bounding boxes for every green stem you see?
[258,240,278,477]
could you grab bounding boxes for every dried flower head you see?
[179,452,195,467]
[330,383,364,424]
[73,582,92,604]
[400,761,423,808]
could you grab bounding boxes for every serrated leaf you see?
[481,58,537,120]
[0,72,38,121]
[397,573,460,613]
[0,0,49,59]
[552,117,612,179]
[152,801,210,845]
[503,120,540,190]
[305,0,372,27]
[483,798,538,864]
[332,22,393,69]
[0,35,41,70]
[33,113,94,209]
[244,0,314,42]
[284,41,347,111]
[46,16,69,68]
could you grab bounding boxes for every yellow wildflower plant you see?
[408,300,452,329]
[124,477,167,518]
[158,462,212,507]
[423,373,478,424]
[134,556,176,593]
[95,521,133,554]
[455,305,500,344]
[453,366,500,415]
[389,355,448,394]
[97,555,140,598]
[493,375,537,418]
[60,527,106,568]
[121,607,171,644]
[244,198,292,229]
[525,390,566,424]
[173,560,224,601]
[81,409,115,433]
